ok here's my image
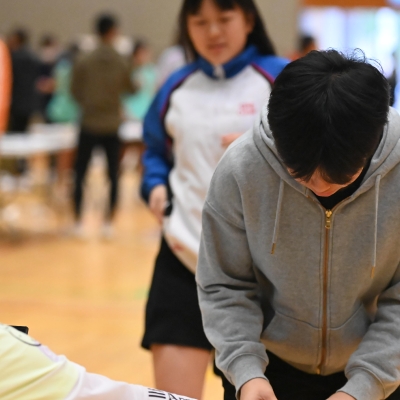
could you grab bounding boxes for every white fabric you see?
[68,368,195,400]
[163,66,271,271]
[118,120,143,142]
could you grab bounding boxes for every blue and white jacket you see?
[141,45,288,272]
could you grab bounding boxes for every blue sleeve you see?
[140,63,198,202]
[141,91,172,203]
[252,55,289,81]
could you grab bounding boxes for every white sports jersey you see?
[141,45,288,271]
[164,66,271,270]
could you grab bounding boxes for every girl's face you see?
[187,0,254,66]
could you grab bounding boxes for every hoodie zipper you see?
[307,180,374,374]
[316,209,332,374]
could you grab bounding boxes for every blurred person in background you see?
[71,13,136,239]
[290,34,317,61]
[46,43,81,192]
[7,28,40,133]
[36,33,61,122]
[156,33,186,87]
[140,0,287,398]
[47,43,80,124]
[123,39,157,121]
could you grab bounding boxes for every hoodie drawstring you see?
[271,179,284,254]
[371,175,381,278]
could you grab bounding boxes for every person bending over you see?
[197,49,400,400]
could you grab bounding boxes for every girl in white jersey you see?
[140,0,287,398]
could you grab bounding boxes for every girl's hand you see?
[221,133,242,148]
[149,184,167,224]
[240,378,278,400]
[327,392,356,400]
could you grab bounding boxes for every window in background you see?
[300,6,400,108]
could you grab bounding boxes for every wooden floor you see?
[0,155,223,400]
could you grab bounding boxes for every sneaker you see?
[101,222,114,240]
[70,222,88,240]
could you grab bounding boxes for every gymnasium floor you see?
[0,152,223,399]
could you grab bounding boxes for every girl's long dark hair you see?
[178,0,276,61]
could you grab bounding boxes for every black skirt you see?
[141,237,213,351]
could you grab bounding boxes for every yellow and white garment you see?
[0,324,195,400]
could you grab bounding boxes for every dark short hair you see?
[12,28,29,46]
[96,14,117,37]
[178,0,276,61]
[39,33,56,48]
[299,35,315,53]
[268,49,390,184]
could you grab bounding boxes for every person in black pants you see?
[71,13,135,237]
[73,130,120,231]
[7,28,40,133]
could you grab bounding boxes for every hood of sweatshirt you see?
[254,106,400,273]
[256,106,400,199]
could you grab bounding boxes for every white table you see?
[0,120,143,158]
[0,124,78,158]
[118,120,142,143]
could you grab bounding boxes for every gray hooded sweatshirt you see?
[197,106,400,399]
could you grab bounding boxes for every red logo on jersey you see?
[239,103,256,115]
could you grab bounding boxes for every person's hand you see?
[239,378,277,400]
[327,392,356,400]
[221,133,242,148]
[149,184,167,224]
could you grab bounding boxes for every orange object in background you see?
[0,39,12,134]
[301,0,400,6]
[303,0,387,6]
